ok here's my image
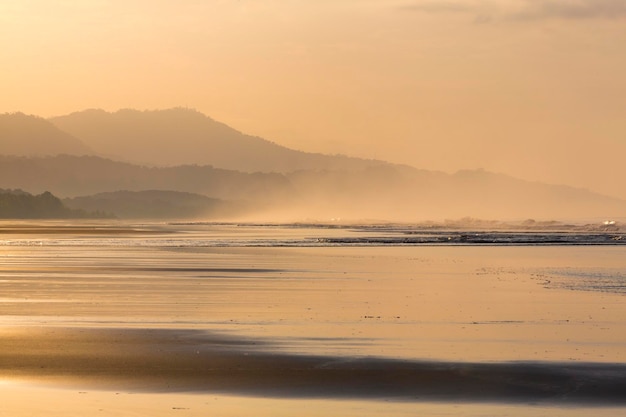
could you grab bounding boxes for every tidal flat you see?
[1,221,625,416]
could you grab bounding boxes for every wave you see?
[1,231,624,247]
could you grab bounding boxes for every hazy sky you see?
[2,0,625,199]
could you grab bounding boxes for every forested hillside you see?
[0,189,106,219]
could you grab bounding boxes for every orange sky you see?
[2,0,625,199]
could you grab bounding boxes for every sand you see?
[1,222,625,415]
[2,326,626,404]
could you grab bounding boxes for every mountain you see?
[0,155,623,221]
[49,108,388,172]
[0,154,295,202]
[286,167,626,221]
[3,108,624,221]
[0,113,92,156]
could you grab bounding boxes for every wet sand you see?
[1,222,626,415]
[3,326,626,404]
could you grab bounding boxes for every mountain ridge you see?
[49,107,393,173]
[0,154,622,221]
[1,108,623,221]
[0,112,93,157]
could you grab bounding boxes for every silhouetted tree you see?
[0,189,109,218]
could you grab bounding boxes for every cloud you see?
[512,0,626,20]
[400,1,481,14]
[399,0,496,23]
[400,0,626,21]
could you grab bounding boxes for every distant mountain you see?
[287,167,626,221]
[0,155,623,221]
[0,154,294,202]
[0,113,92,156]
[64,190,250,219]
[49,108,390,172]
[446,169,625,220]
[3,108,624,221]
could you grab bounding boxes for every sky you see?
[2,0,625,199]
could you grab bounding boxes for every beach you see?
[1,222,625,416]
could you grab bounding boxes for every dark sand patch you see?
[2,327,625,404]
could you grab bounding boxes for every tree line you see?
[0,189,109,219]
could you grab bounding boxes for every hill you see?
[3,109,624,221]
[0,188,105,219]
[49,108,388,172]
[0,113,92,157]
[0,155,623,221]
[286,167,626,221]
[64,190,250,219]
[0,155,294,201]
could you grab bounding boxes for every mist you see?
[0,110,623,223]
